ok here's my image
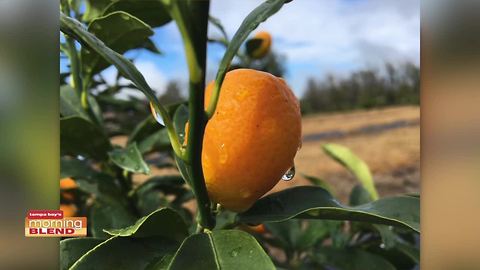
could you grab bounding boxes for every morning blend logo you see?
[25,210,86,237]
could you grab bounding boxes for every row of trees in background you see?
[300,62,420,114]
[151,61,419,115]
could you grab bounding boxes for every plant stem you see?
[61,1,83,96]
[186,80,214,230]
[168,0,214,230]
[66,38,83,94]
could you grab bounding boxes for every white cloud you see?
[99,60,168,100]
[209,0,420,90]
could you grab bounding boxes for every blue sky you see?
[63,0,420,99]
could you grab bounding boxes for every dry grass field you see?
[272,105,420,202]
[123,105,420,204]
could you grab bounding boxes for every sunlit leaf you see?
[323,143,379,200]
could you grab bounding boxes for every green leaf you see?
[128,116,159,143]
[265,219,302,249]
[174,155,191,186]
[108,142,150,174]
[238,186,420,233]
[349,184,373,206]
[70,236,179,270]
[208,0,286,115]
[137,128,171,154]
[214,210,237,230]
[90,200,137,238]
[302,174,335,195]
[373,224,397,250]
[133,175,185,196]
[296,220,332,250]
[60,157,124,200]
[60,85,89,119]
[314,247,396,270]
[136,190,169,217]
[87,94,104,126]
[102,0,171,28]
[173,104,188,144]
[60,157,97,179]
[82,11,154,75]
[168,230,275,270]
[82,0,112,21]
[396,242,420,263]
[60,116,110,160]
[322,143,379,200]
[209,15,229,42]
[104,208,188,242]
[142,38,162,54]
[77,174,122,200]
[60,13,166,121]
[60,238,104,270]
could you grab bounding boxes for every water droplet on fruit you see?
[149,102,165,126]
[219,143,228,164]
[282,166,295,181]
[241,190,251,199]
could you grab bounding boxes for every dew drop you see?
[282,166,295,181]
[229,247,241,257]
[219,143,228,164]
[149,102,165,126]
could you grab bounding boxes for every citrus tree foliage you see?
[59,0,419,269]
